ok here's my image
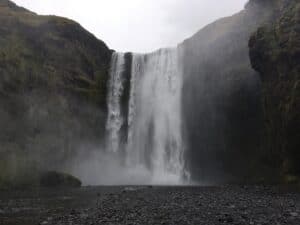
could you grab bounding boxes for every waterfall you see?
[106,52,125,153]
[106,48,187,184]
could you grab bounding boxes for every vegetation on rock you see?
[0,0,112,187]
[249,0,300,178]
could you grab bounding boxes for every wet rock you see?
[39,171,81,188]
[290,212,298,217]
[1,185,299,225]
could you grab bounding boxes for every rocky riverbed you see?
[0,186,299,225]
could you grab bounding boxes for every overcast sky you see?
[13,0,248,53]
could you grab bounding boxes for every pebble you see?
[290,212,298,217]
[1,186,299,225]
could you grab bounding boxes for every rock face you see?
[249,0,300,176]
[0,0,112,187]
[180,1,274,182]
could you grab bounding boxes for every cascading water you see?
[106,52,125,153]
[106,48,188,184]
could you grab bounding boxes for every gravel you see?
[1,186,299,225]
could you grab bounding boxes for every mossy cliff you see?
[249,0,300,178]
[0,0,112,187]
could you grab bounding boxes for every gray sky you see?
[13,0,248,53]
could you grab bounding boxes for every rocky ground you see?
[0,186,300,225]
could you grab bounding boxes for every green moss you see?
[283,174,300,185]
[249,0,300,178]
[0,153,40,188]
[0,0,112,187]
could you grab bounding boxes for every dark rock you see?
[180,0,274,182]
[39,171,81,187]
[0,0,112,188]
[249,0,300,177]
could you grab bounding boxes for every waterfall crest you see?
[106,49,187,184]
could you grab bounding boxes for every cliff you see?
[178,0,277,182]
[0,0,112,187]
[249,0,300,179]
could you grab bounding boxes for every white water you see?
[106,49,187,184]
[106,52,125,153]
